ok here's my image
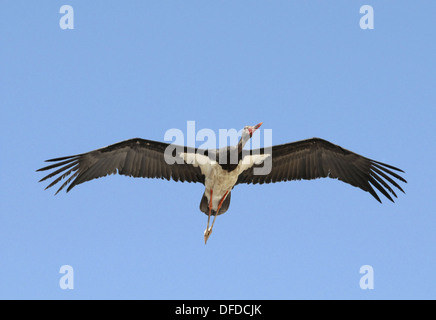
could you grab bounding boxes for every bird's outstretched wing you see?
[37,138,205,194]
[236,138,407,203]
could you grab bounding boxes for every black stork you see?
[37,122,406,244]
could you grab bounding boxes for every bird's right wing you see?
[37,138,206,194]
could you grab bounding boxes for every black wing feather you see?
[236,138,406,203]
[37,138,205,194]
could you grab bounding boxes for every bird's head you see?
[243,122,263,137]
[239,122,263,149]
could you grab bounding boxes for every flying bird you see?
[37,122,406,244]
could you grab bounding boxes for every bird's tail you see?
[199,192,231,216]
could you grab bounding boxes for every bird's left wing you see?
[37,138,205,194]
[236,138,407,203]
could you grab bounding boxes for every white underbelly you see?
[180,151,271,211]
[204,164,239,210]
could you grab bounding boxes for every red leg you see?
[204,189,214,244]
[207,189,213,227]
[204,190,229,244]
[216,190,229,214]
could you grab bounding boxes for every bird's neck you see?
[237,134,251,153]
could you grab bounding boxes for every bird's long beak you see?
[247,122,263,136]
[254,122,263,130]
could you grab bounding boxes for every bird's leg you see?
[204,190,229,244]
[204,189,213,242]
[210,190,229,231]
[205,189,213,230]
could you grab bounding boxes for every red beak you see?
[254,122,263,130]
[249,122,263,135]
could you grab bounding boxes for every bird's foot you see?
[204,227,213,244]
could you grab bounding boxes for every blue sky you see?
[1,1,435,299]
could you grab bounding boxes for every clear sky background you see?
[1,1,435,299]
